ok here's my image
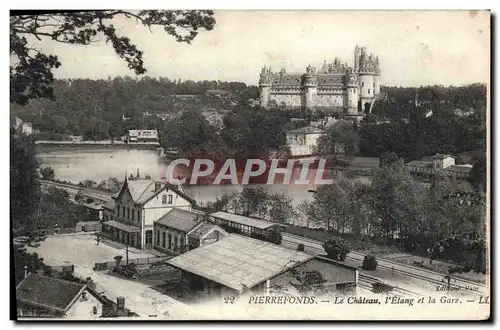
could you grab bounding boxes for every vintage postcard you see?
[10,10,490,321]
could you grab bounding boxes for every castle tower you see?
[346,69,359,115]
[357,47,380,113]
[303,64,317,109]
[354,45,361,72]
[259,66,272,108]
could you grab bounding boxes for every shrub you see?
[362,255,378,271]
[297,243,305,252]
[372,282,394,294]
[322,239,350,261]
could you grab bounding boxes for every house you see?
[68,135,83,143]
[153,208,204,254]
[406,153,473,178]
[100,176,195,250]
[285,126,326,157]
[166,234,358,298]
[124,130,159,144]
[154,209,228,254]
[13,117,34,135]
[16,274,105,319]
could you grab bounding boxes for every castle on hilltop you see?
[259,45,381,116]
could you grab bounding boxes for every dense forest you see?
[10,77,260,141]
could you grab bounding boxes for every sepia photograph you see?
[9,8,491,321]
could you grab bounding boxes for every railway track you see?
[282,234,488,297]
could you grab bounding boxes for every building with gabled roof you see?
[166,234,358,298]
[285,126,326,157]
[154,209,229,255]
[101,174,196,250]
[16,274,106,319]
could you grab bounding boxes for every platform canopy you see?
[103,220,140,233]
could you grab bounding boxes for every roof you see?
[445,165,473,173]
[166,234,313,292]
[128,130,158,138]
[432,154,456,159]
[113,179,195,205]
[103,199,115,210]
[104,220,141,233]
[188,223,222,239]
[406,160,433,168]
[286,126,326,135]
[155,209,203,232]
[210,211,278,230]
[16,274,86,312]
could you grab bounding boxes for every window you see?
[156,230,160,246]
[162,195,167,205]
[137,210,141,222]
[132,209,135,221]
[127,208,130,219]
[162,232,166,248]
[174,236,178,249]
[368,89,371,94]
[168,234,172,249]
[373,82,376,88]
[361,82,364,87]
[122,206,125,218]
[168,195,173,204]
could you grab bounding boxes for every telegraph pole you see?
[126,233,129,266]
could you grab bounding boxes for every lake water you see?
[38,148,370,207]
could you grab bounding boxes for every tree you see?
[322,239,350,261]
[379,151,402,169]
[40,166,55,181]
[10,11,216,105]
[11,131,40,233]
[229,186,271,218]
[469,155,486,193]
[315,123,360,166]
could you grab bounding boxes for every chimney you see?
[86,277,96,290]
[154,182,162,192]
[117,297,125,310]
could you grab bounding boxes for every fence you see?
[93,256,171,271]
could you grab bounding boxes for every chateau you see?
[259,45,381,116]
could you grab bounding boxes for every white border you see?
[3,1,498,329]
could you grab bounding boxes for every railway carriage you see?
[209,211,283,244]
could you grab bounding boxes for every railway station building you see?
[165,234,359,298]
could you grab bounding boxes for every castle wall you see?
[313,93,345,107]
[270,93,303,107]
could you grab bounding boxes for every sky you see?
[32,10,490,87]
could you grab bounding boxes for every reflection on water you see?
[38,149,370,206]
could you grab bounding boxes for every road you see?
[281,232,488,297]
